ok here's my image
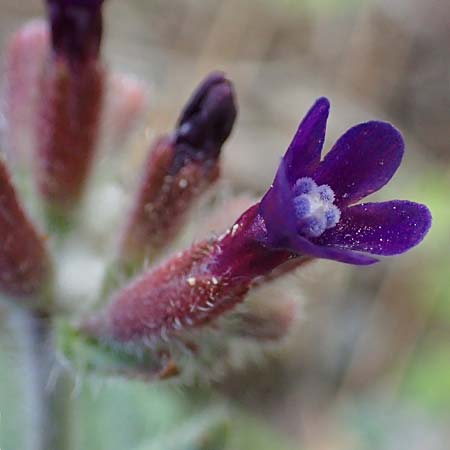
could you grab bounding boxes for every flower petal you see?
[259,161,378,265]
[259,159,298,248]
[315,200,432,255]
[283,97,330,182]
[314,121,404,207]
[289,236,379,265]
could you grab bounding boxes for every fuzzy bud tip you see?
[46,0,104,62]
[171,71,237,173]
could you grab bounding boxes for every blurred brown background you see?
[1,0,449,449]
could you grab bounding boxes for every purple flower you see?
[259,98,432,265]
[73,96,433,372]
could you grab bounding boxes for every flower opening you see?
[292,177,341,238]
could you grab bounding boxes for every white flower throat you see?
[293,177,341,238]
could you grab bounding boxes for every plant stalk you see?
[24,309,72,450]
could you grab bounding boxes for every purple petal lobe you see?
[315,200,432,255]
[314,121,404,207]
[260,159,298,249]
[289,236,379,265]
[283,97,330,182]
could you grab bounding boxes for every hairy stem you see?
[24,309,72,450]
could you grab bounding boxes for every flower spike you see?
[118,72,237,268]
[34,0,106,218]
[83,98,430,353]
[0,0,434,388]
[62,98,431,381]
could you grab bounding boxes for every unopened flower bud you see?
[46,0,104,63]
[118,72,237,268]
[35,0,106,217]
[172,71,237,173]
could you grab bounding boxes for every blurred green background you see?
[0,0,449,449]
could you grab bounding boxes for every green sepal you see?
[56,320,167,380]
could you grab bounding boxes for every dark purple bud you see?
[118,73,236,266]
[46,0,104,62]
[171,71,237,174]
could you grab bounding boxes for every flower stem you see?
[24,309,72,450]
